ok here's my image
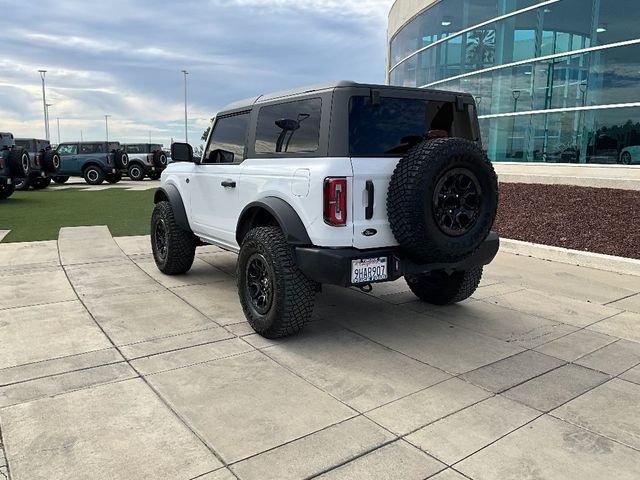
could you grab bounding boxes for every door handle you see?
[221,180,236,188]
[365,180,374,219]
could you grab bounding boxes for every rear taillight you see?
[0,156,4,170]
[323,177,347,226]
[107,154,113,166]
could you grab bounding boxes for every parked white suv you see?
[151,82,499,338]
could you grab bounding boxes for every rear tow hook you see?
[357,284,373,293]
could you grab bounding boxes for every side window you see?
[255,98,322,154]
[58,144,77,155]
[126,145,143,154]
[204,112,250,164]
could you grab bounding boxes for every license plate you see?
[351,257,388,284]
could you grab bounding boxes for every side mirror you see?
[171,142,195,163]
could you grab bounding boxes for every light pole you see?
[56,117,61,145]
[38,70,49,140]
[182,70,189,143]
[105,115,111,143]
[46,104,53,142]
[509,90,521,158]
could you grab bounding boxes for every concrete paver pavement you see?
[0,227,639,479]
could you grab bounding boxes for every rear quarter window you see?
[255,98,322,154]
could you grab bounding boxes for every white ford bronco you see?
[151,82,499,338]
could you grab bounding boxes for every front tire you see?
[620,152,632,165]
[128,163,145,181]
[148,171,161,180]
[14,177,31,191]
[31,177,52,190]
[406,267,483,305]
[83,166,104,185]
[238,226,317,338]
[52,175,70,184]
[151,201,197,274]
[0,183,15,199]
[105,172,122,184]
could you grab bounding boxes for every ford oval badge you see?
[362,228,377,237]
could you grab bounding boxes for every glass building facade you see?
[387,0,640,164]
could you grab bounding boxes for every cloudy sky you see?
[0,0,393,148]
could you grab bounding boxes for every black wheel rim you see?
[245,253,273,315]
[87,169,99,182]
[622,152,631,164]
[154,218,168,260]
[433,167,482,237]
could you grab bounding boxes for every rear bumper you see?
[296,232,500,287]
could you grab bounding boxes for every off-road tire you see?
[105,172,122,184]
[31,177,51,190]
[387,137,498,263]
[8,148,30,177]
[128,163,145,181]
[112,150,129,169]
[41,150,61,173]
[148,172,161,180]
[237,226,317,338]
[151,201,197,274]
[620,152,632,165]
[52,175,70,184]
[83,166,104,185]
[406,267,483,305]
[0,182,15,199]
[153,150,168,168]
[14,177,31,191]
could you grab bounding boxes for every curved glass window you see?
[389,0,640,164]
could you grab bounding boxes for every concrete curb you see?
[500,238,640,277]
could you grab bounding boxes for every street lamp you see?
[56,117,61,145]
[182,70,189,143]
[509,90,521,158]
[105,115,111,143]
[38,70,49,140]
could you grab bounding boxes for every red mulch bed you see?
[494,183,640,259]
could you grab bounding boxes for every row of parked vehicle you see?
[0,132,168,199]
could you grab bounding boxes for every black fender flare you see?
[81,161,106,173]
[236,197,311,246]
[154,184,192,232]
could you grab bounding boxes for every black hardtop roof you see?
[16,138,48,142]
[60,140,120,145]
[218,81,473,115]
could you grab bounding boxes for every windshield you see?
[349,96,473,156]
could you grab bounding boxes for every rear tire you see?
[83,166,104,185]
[151,201,197,274]
[237,226,316,338]
[406,267,483,305]
[8,148,30,177]
[52,175,70,184]
[128,163,145,181]
[31,177,51,190]
[148,172,161,180]
[0,183,15,199]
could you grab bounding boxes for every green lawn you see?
[0,188,155,243]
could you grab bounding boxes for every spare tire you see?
[112,150,129,169]
[8,148,30,178]
[387,137,498,263]
[40,149,61,173]
[152,150,167,168]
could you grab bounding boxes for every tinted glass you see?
[126,144,144,154]
[151,144,163,151]
[57,144,77,155]
[80,143,106,154]
[14,139,32,150]
[350,97,428,155]
[204,112,250,163]
[255,98,322,154]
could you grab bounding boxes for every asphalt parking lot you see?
[1,226,639,480]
